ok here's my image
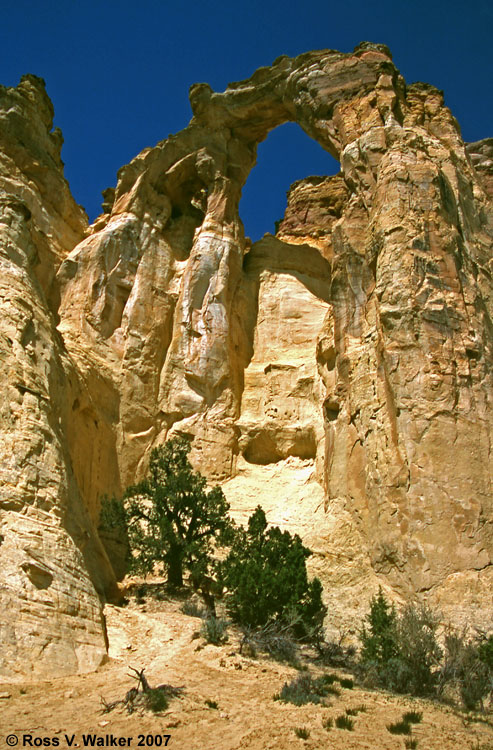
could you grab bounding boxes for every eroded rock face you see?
[0,78,115,680]
[1,43,493,676]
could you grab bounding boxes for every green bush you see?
[478,635,493,668]
[440,628,493,710]
[394,603,442,695]
[274,674,331,706]
[222,506,326,637]
[339,677,354,689]
[360,587,398,667]
[359,591,442,696]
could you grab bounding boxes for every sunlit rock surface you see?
[0,77,115,680]
[1,43,492,676]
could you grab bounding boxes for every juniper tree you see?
[100,436,233,587]
[360,587,399,667]
[221,505,326,638]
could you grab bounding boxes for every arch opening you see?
[239,122,340,243]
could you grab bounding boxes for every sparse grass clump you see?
[274,674,335,706]
[316,638,356,668]
[200,616,228,645]
[294,727,310,739]
[240,621,299,665]
[322,717,333,730]
[274,675,322,706]
[314,675,344,697]
[323,684,341,697]
[403,710,423,724]
[405,739,419,749]
[335,714,354,730]
[181,600,205,618]
[205,699,219,709]
[145,688,168,713]
[387,720,412,735]
[319,672,338,685]
[339,677,354,689]
[345,705,366,716]
[387,711,421,740]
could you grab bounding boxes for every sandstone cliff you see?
[0,76,116,680]
[1,44,492,678]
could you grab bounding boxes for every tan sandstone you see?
[1,43,492,677]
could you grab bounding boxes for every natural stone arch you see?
[239,120,340,241]
[142,43,402,470]
[58,42,408,487]
[2,42,493,682]
[57,38,493,650]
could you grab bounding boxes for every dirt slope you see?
[1,588,492,750]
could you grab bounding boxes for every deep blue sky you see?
[1,0,491,240]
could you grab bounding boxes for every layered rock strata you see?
[1,43,492,677]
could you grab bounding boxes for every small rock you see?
[0,692,11,699]
[219,712,229,719]
[64,690,74,698]
[99,721,110,728]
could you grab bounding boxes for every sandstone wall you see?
[1,44,492,676]
[0,77,115,680]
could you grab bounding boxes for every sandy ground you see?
[1,585,493,750]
